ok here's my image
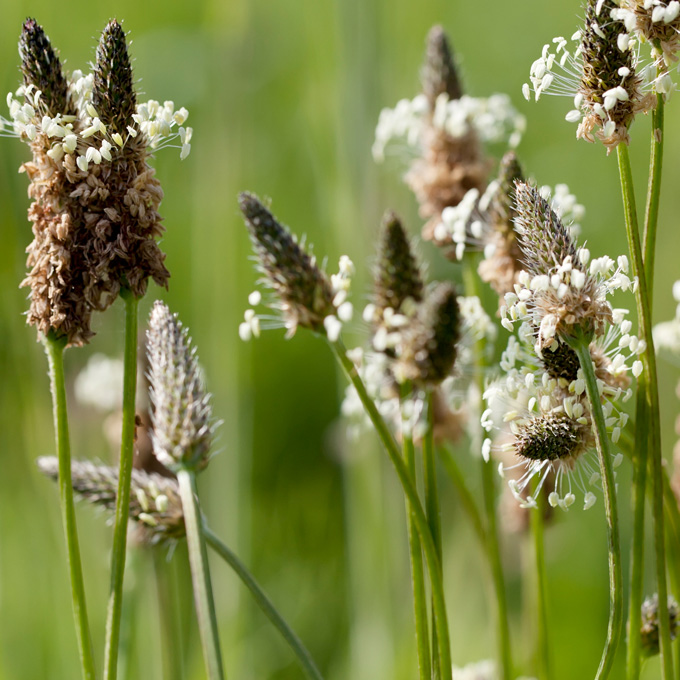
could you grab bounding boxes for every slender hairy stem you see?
[177,469,225,680]
[331,340,452,680]
[617,143,674,679]
[423,390,442,679]
[153,549,184,680]
[570,333,623,680]
[463,257,512,680]
[203,525,325,680]
[438,445,486,547]
[401,386,431,680]
[104,289,139,680]
[530,481,550,680]
[44,334,96,680]
[643,92,664,306]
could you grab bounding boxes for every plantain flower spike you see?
[37,457,185,545]
[147,302,216,472]
[421,25,463,112]
[640,594,680,657]
[618,1,680,67]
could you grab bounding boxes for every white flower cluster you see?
[74,353,124,412]
[2,75,192,170]
[452,659,537,680]
[653,280,680,358]
[372,92,525,163]
[239,255,355,343]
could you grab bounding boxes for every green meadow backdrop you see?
[0,0,679,678]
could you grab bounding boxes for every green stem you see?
[530,481,550,680]
[44,334,97,680]
[153,549,184,680]
[438,444,486,547]
[463,256,512,680]
[401,386,431,680]
[570,333,623,680]
[177,469,225,680]
[104,289,139,680]
[331,340,452,680]
[617,143,674,679]
[203,525,325,680]
[423,390,442,679]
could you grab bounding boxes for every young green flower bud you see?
[421,25,462,111]
[239,192,336,337]
[147,302,215,472]
[19,18,73,117]
[93,19,137,135]
[37,457,185,545]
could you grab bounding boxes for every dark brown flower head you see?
[397,282,461,385]
[515,410,587,462]
[478,151,525,297]
[539,338,581,382]
[37,457,185,545]
[373,211,423,315]
[19,18,74,117]
[640,594,680,657]
[622,1,680,66]
[421,25,463,111]
[239,192,336,337]
[578,0,652,149]
[147,302,215,473]
[93,20,137,136]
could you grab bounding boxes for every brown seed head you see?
[19,18,74,117]
[421,25,463,111]
[147,302,215,472]
[239,192,336,336]
[37,456,185,545]
[93,20,137,135]
[515,410,587,462]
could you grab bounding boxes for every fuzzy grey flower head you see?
[640,593,680,657]
[37,457,185,545]
[421,25,463,110]
[147,301,215,472]
[373,211,423,317]
[19,18,73,118]
[239,192,336,337]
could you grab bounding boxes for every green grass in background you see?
[0,1,678,678]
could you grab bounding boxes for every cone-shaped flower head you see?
[147,302,215,472]
[509,182,614,348]
[373,211,423,316]
[619,1,680,66]
[421,25,463,111]
[515,410,587,462]
[92,20,136,136]
[640,594,680,657]
[19,18,74,118]
[239,192,337,337]
[37,457,184,545]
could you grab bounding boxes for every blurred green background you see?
[1,0,679,678]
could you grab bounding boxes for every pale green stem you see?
[617,143,674,680]
[530,481,550,680]
[401,385,431,680]
[570,333,623,680]
[44,334,97,680]
[177,469,225,680]
[438,444,486,547]
[203,524,325,680]
[463,257,512,680]
[104,289,139,680]
[331,339,452,679]
[153,549,184,680]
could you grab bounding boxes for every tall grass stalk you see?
[104,290,139,680]
[530,482,550,680]
[44,333,97,680]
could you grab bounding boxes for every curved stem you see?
[530,481,550,680]
[438,444,486,547]
[178,469,225,680]
[570,334,623,680]
[331,340,452,679]
[401,386,431,680]
[44,334,97,680]
[203,525,324,680]
[617,143,674,679]
[104,289,139,680]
